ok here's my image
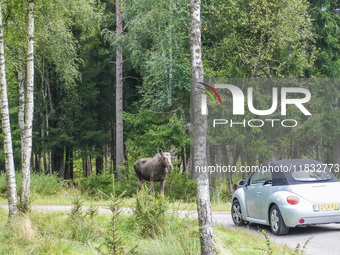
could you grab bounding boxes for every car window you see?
[292,171,331,181]
[250,170,272,185]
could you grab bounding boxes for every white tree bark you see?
[115,0,123,177]
[18,63,25,132]
[18,63,26,161]
[21,0,35,204]
[0,4,18,218]
[189,0,217,254]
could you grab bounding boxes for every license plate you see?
[313,203,339,212]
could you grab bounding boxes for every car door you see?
[246,170,272,219]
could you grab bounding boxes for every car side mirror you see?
[238,180,247,187]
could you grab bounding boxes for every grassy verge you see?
[0,173,231,211]
[0,207,294,255]
[0,194,231,212]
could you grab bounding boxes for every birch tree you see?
[0,4,18,218]
[21,0,35,206]
[115,0,123,177]
[189,0,217,254]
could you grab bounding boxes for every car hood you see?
[289,182,340,203]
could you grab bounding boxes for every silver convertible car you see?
[231,159,340,235]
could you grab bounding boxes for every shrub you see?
[211,179,233,203]
[0,174,7,194]
[29,173,65,195]
[165,170,197,202]
[133,186,169,237]
[0,173,64,196]
[80,174,113,197]
[116,154,141,197]
[79,155,138,198]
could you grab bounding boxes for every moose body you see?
[134,148,176,195]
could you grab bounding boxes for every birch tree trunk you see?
[115,0,123,177]
[189,0,217,254]
[18,64,26,154]
[0,4,18,218]
[21,0,35,205]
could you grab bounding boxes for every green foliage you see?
[78,161,138,199]
[0,173,64,196]
[1,0,340,230]
[86,204,100,219]
[261,228,313,255]
[133,186,169,237]
[68,197,101,244]
[80,174,113,197]
[203,0,315,78]
[79,154,196,202]
[17,195,33,215]
[97,175,128,255]
[124,109,189,159]
[308,0,340,77]
[121,0,191,112]
[29,173,65,195]
[211,179,231,204]
[115,155,141,197]
[0,175,7,195]
[0,206,301,255]
[293,236,313,255]
[165,170,197,202]
[70,196,85,218]
[262,230,273,255]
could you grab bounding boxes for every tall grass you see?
[0,173,65,196]
[0,205,298,255]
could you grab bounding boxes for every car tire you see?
[231,199,245,226]
[269,205,289,235]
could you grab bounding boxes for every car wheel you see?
[231,199,245,226]
[269,205,289,235]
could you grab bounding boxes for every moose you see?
[134,147,176,195]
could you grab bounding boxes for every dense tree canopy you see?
[0,0,339,182]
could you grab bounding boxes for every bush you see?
[115,155,140,197]
[0,173,65,196]
[80,174,113,197]
[80,155,139,198]
[29,173,65,195]
[68,197,101,244]
[0,174,7,194]
[212,179,233,203]
[165,170,197,202]
[133,186,169,237]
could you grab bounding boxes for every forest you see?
[1,0,339,181]
[0,0,340,254]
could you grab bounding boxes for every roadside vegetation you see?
[0,186,298,255]
[0,173,311,255]
[0,170,232,211]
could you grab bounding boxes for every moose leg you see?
[150,180,155,195]
[137,179,145,192]
[160,180,165,196]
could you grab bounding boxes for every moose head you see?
[157,147,176,172]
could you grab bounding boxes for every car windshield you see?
[291,171,332,181]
